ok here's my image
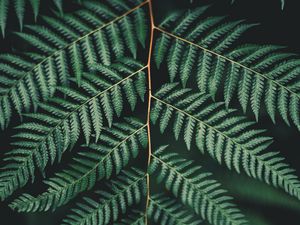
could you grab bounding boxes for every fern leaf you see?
[281,0,285,9]
[107,22,125,58]
[151,83,300,201]
[94,30,111,66]
[154,7,300,129]
[134,8,148,48]
[0,0,148,130]
[154,34,172,68]
[0,0,55,36]
[0,0,8,37]
[148,193,204,225]
[115,209,146,225]
[14,0,25,31]
[29,0,40,21]
[61,168,147,225]
[53,0,64,16]
[119,16,138,58]
[149,146,247,225]
[10,118,147,212]
[0,59,147,200]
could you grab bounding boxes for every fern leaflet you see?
[10,117,147,212]
[149,145,247,225]
[148,193,204,225]
[154,8,300,130]
[0,0,148,130]
[61,168,147,225]
[0,59,146,200]
[115,209,146,225]
[0,1,299,225]
[151,83,300,201]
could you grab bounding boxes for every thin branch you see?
[145,0,155,223]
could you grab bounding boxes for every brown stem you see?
[145,0,155,223]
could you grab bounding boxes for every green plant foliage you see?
[10,117,147,212]
[220,172,300,212]
[0,0,75,36]
[0,59,147,200]
[0,0,147,130]
[115,209,146,225]
[154,8,300,130]
[149,145,247,225]
[0,0,299,225]
[151,83,300,201]
[148,193,203,225]
[61,167,147,225]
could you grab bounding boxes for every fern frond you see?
[149,145,246,225]
[0,0,148,130]
[10,117,147,212]
[0,0,9,37]
[154,7,300,129]
[281,0,285,9]
[53,0,64,16]
[28,0,40,21]
[0,60,147,200]
[151,83,300,201]
[14,0,25,31]
[61,168,147,225]
[115,209,146,225]
[0,0,53,35]
[0,0,150,36]
[148,193,204,225]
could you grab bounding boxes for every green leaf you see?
[10,118,147,212]
[154,7,299,129]
[152,83,300,201]
[0,59,146,200]
[61,168,147,225]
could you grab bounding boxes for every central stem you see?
[145,0,155,223]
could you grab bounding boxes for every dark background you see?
[0,0,300,224]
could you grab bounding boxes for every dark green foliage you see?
[10,117,147,212]
[0,0,299,225]
[151,83,300,201]
[149,145,247,225]
[154,8,300,130]
[61,168,147,225]
[148,193,203,225]
[0,59,147,200]
[0,0,147,130]
[0,0,41,36]
[0,0,82,36]
[115,209,146,225]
